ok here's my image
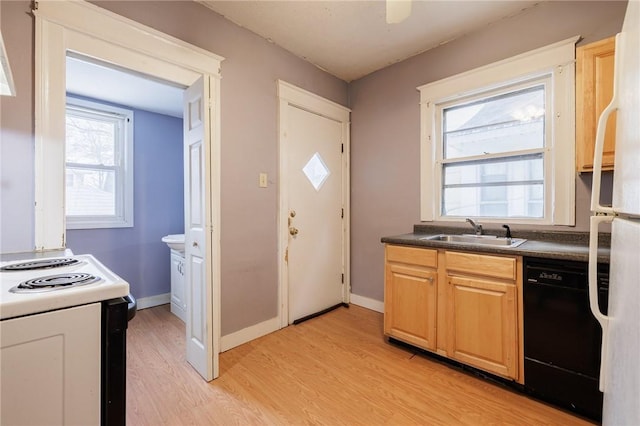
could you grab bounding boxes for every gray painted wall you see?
[65,96,184,300]
[348,0,627,302]
[1,1,35,253]
[0,0,347,336]
[0,0,627,334]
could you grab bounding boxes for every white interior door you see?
[184,76,215,380]
[287,105,345,323]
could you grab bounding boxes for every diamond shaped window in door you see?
[303,152,331,191]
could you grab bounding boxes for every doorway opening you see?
[64,54,187,315]
[34,0,223,380]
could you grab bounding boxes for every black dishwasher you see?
[523,257,609,421]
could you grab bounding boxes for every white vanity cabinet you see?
[170,250,187,322]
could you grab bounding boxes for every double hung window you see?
[65,98,134,229]
[419,37,578,225]
[440,83,547,219]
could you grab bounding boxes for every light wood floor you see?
[126,304,593,425]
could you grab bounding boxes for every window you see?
[419,37,578,225]
[65,98,134,229]
[440,83,547,219]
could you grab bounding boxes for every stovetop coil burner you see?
[9,273,101,294]
[0,257,81,272]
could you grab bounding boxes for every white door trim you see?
[33,0,223,379]
[277,80,351,329]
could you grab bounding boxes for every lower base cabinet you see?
[384,263,437,351]
[0,304,101,425]
[447,275,518,378]
[383,244,523,382]
[170,250,187,322]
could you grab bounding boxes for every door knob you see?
[289,226,299,236]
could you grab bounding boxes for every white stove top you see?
[0,254,129,320]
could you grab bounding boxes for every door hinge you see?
[341,208,344,219]
[284,247,288,263]
[341,273,344,284]
[341,143,344,153]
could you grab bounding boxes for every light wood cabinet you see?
[446,274,518,379]
[445,250,516,281]
[384,245,523,382]
[576,36,616,172]
[384,245,438,350]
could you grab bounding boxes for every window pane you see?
[66,113,116,166]
[66,168,116,216]
[443,155,543,186]
[443,183,544,218]
[443,86,545,159]
[442,155,544,219]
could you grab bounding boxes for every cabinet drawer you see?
[386,245,437,268]
[445,251,516,280]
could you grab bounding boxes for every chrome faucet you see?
[466,218,483,235]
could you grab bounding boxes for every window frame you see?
[418,36,579,225]
[435,78,551,221]
[65,97,134,229]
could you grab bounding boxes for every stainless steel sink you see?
[420,234,527,248]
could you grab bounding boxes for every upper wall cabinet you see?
[576,36,616,172]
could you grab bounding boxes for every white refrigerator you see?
[589,1,640,425]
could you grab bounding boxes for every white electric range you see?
[0,253,129,320]
[0,253,131,425]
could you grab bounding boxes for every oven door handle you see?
[589,214,612,392]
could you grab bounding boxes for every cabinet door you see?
[447,275,517,379]
[576,36,616,171]
[1,303,101,425]
[384,263,437,351]
[170,251,187,322]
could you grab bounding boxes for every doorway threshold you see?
[292,302,349,325]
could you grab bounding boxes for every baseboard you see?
[349,293,384,313]
[136,293,171,309]
[220,316,280,352]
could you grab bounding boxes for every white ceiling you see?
[199,0,543,82]
[66,55,184,118]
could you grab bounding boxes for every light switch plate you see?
[259,173,268,188]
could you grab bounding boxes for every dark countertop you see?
[381,225,611,264]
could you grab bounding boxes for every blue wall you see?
[66,95,184,300]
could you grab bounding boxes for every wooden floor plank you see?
[126,304,593,425]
